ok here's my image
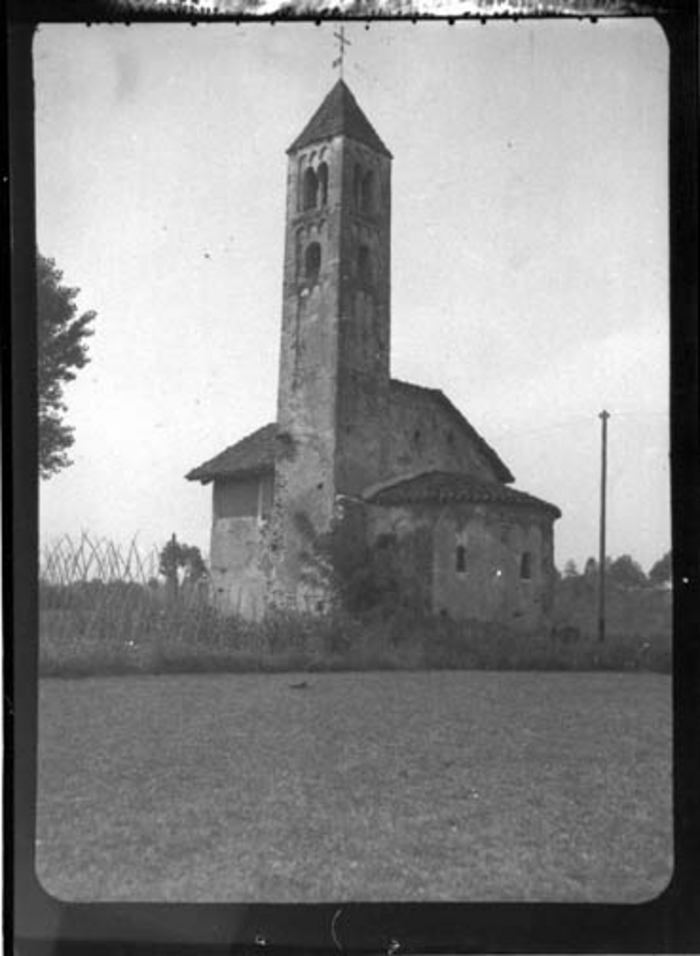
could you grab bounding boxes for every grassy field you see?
[36,671,672,903]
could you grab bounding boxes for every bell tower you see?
[271,79,392,605]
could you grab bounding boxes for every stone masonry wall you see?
[387,389,500,484]
[366,501,556,627]
[431,504,555,627]
[335,138,392,496]
[269,137,343,610]
[270,130,393,611]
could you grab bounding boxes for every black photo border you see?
[6,1,699,952]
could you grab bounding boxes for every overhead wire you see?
[489,409,667,443]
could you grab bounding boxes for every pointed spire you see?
[287,80,392,158]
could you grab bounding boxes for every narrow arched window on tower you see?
[297,157,305,210]
[520,551,533,580]
[317,162,329,206]
[354,164,363,210]
[304,242,321,286]
[357,244,372,286]
[303,167,318,210]
[362,170,375,214]
[455,545,467,574]
[295,227,304,278]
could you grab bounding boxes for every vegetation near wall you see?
[38,535,671,678]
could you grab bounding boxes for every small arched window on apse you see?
[304,242,321,286]
[455,545,467,574]
[317,162,329,206]
[361,170,375,214]
[357,244,372,286]
[520,551,533,580]
[303,167,318,210]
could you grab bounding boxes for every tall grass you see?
[39,534,672,678]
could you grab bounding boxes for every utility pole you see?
[598,410,610,643]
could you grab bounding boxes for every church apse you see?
[364,484,558,627]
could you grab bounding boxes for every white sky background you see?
[35,19,669,573]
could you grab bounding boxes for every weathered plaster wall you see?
[387,389,500,483]
[214,475,273,519]
[366,501,556,626]
[209,515,269,620]
[209,475,274,618]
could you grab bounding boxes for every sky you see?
[35,19,670,573]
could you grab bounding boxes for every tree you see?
[584,557,598,577]
[37,253,96,478]
[158,534,208,598]
[607,554,649,590]
[649,550,672,587]
[563,559,579,579]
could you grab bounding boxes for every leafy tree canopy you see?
[158,534,208,593]
[38,253,96,479]
[560,554,655,591]
[584,557,598,577]
[607,554,649,589]
[563,559,579,578]
[649,550,672,587]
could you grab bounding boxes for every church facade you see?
[187,80,560,625]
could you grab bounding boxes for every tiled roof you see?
[185,384,515,489]
[288,80,392,158]
[365,470,561,517]
[390,379,515,484]
[186,423,276,484]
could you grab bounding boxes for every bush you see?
[40,601,672,678]
[553,576,672,641]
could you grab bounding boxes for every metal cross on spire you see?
[332,26,351,80]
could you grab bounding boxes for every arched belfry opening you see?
[353,164,363,211]
[361,170,374,214]
[317,162,329,206]
[303,167,318,210]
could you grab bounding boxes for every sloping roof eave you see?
[185,463,274,486]
[185,422,277,485]
[364,469,561,518]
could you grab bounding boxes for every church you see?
[187,79,560,625]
